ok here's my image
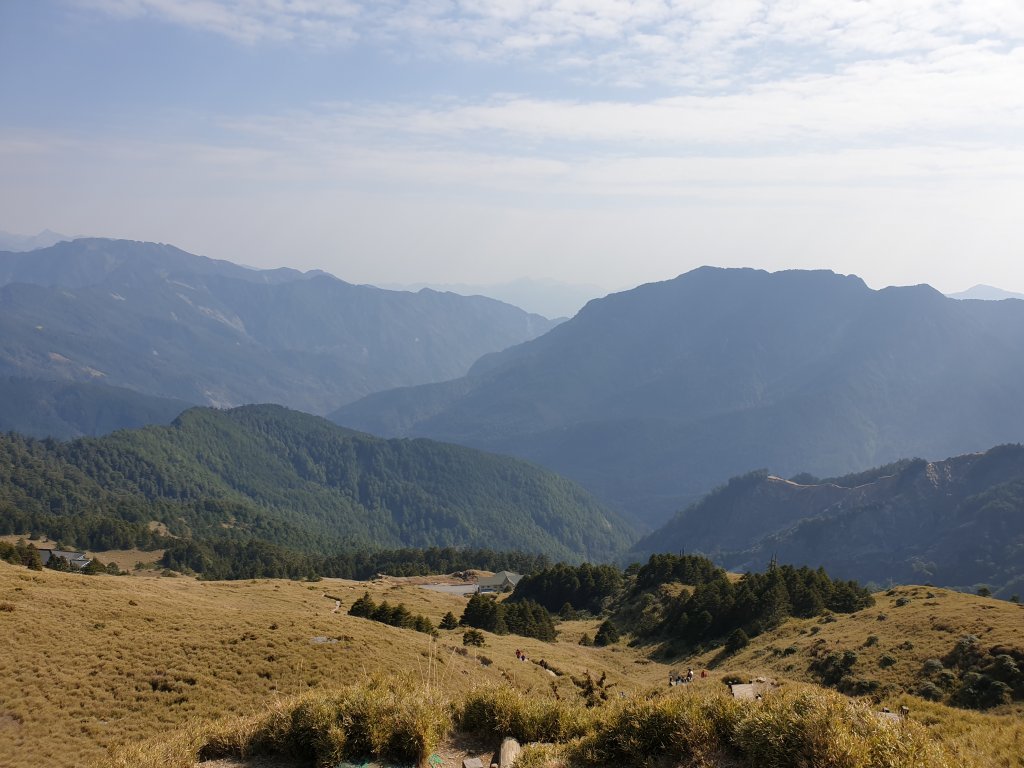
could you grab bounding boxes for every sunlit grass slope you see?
[0,563,653,767]
[682,584,1024,766]
[2,563,1021,768]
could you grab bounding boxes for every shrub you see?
[459,685,588,743]
[917,682,944,701]
[725,628,750,653]
[462,629,485,647]
[570,690,738,765]
[200,678,451,767]
[730,690,957,768]
[593,620,620,647]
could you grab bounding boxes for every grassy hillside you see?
[1,562,1021,767]
[0,562,657,768]
[0,404,632,563]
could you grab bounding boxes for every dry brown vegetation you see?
[691,585,1024,699]
[0,562,648,767]
[1,563,1021,768]
[682,584,1024,766]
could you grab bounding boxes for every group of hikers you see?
[515,648,528,662]
[669,667,706,686]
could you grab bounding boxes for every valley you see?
[7,4,1024,765]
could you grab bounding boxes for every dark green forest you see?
[459,592,557,641]
[607,554,874,654]
[0,404,632,566]
[508,562,625,614]
[160,540,551,581]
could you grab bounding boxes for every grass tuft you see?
[459,684,589,744]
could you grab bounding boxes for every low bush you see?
[197,677,450,767]
[458,685,589,744]
[113,678,965,768]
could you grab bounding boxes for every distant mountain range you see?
[0,404,633,563]
[0,228,72,252]
[946,284,1024,301]
[0,239,558,430]
[333,267,1024,528]
[631,444,1024,597]
[381,278,607,319]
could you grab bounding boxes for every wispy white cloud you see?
[75,0,1024,88]
[77,0,362,45]
[212,39,1022,159]
[10,1,1024,291]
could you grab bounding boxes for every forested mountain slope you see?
[333,267,1024,526]
[0,239,557,419]
[0,377,191,439]
[0,405,632,562]
[633,444,1024,595]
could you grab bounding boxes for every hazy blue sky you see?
[2,1,1023,293]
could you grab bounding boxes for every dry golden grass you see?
[694,585,1023,697]
[121,678,970,768]
[0,562,658,768]
[681,584,1024,767]
[1,564,1020,768]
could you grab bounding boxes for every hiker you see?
[701,669,707,679]
[686,668,694,683]
[515,649,522,660]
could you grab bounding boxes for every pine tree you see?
[594,620,620,646]
[348,591,376,618]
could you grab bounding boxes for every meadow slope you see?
[1,563,1022,767]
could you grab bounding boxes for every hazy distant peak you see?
[378,278,606,319]
[947,284,1024,301]
[0,228,71,252]
[878,282,947,300]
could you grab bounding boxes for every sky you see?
[1,0,1023,295]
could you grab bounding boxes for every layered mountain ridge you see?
[333,266,1024,527]
[632,444,1024,596]
[0,238,558,428]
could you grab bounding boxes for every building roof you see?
[36,548,91,567]
[477,571,523,588]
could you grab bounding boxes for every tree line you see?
[160,538,551,582]
[631,554,874,649]
[347,592,435,636]
[459,592,557,641]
